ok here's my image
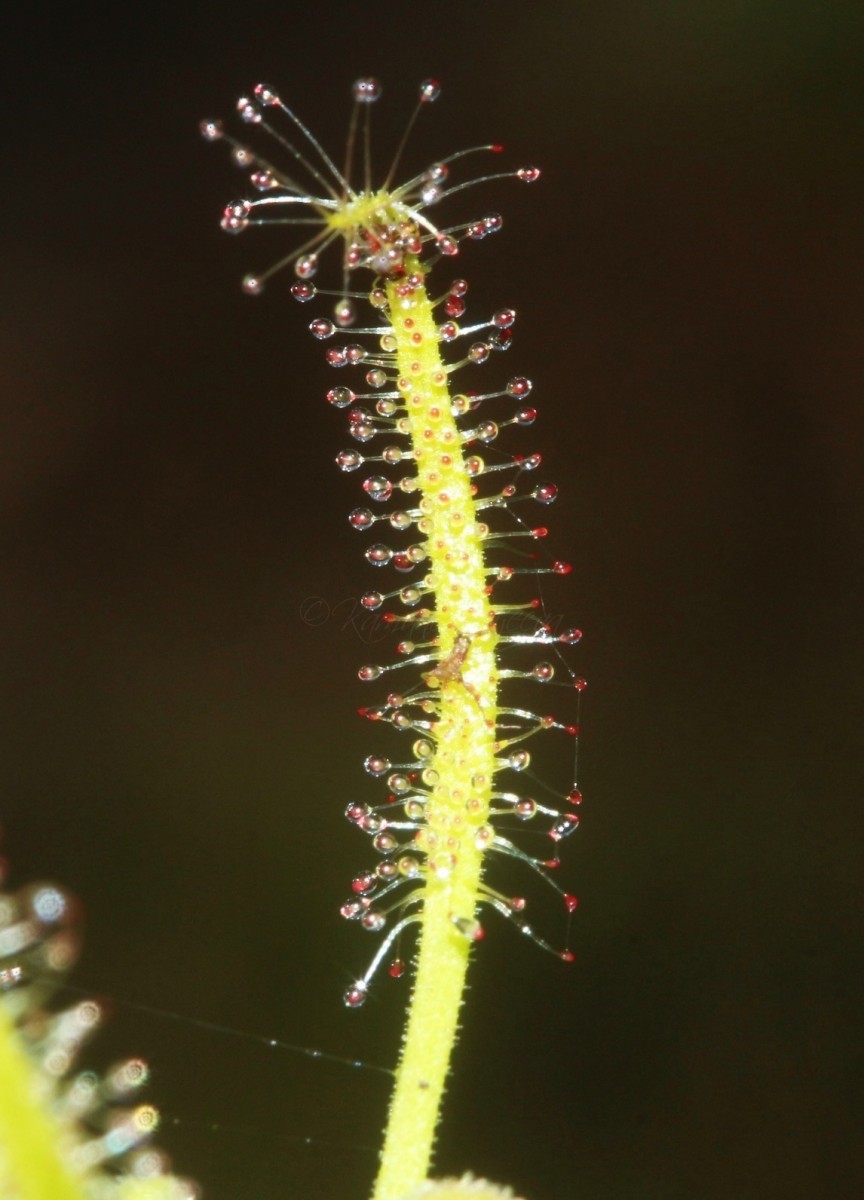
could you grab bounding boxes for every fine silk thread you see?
[204,78,585,1198]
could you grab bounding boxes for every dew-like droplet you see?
[336,449,363,471]
[517,166,541,182]
[366,543,393,566]
[515,406,537,426]
[310,318,335,339]
[367,368,388,388]
[344,984,368,1008]
[349,507,374,529]
[352,871,377,894]
[373,831,397,854]
[474,824,494,849]
[237,97,262,125]
[469,342,491,364]
[327,386,355,408]
[224,199,251,219]
[564,894,579,913]
[515,798,537,819]
[200,119,224,142]
[553,560,573,575]
[419,79,441,103]
[568,787,583,805]
[398,855,420,877]
[30,885,69,924]
[425,164,449,186]
[291,282,317,302]
[335,298,357,327]
[363,476,394,503]
[533,483,558,504]
[364,756,390,777]
[351,421,376,443]
[361,910,386,932]
[508,750,530,771]
[494,309,516,328]
[388,958,406,978]
[361,592,384,611]
[532,662,554,682]
[242,274,262,295]
[231,145,255,168]
[295,253,319,279]
[549,814,580,842]
[220,206,249,234]
[573,676,588,691]
[253,83,281,106]
[507,376,533,398]
[358,664,383,681]
[353,78,382,103]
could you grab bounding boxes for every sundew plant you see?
[0,78,584,1200]
[204,77,586,1198]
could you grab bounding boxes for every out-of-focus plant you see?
[0,868,196,1199]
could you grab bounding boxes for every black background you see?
[2,4,861,1199]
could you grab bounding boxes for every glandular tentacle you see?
[206,78,584,1005]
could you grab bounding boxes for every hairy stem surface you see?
[371,264,499,1200]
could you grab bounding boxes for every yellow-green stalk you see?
[371,266,500,1199]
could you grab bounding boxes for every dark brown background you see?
[2,3,861,1198]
